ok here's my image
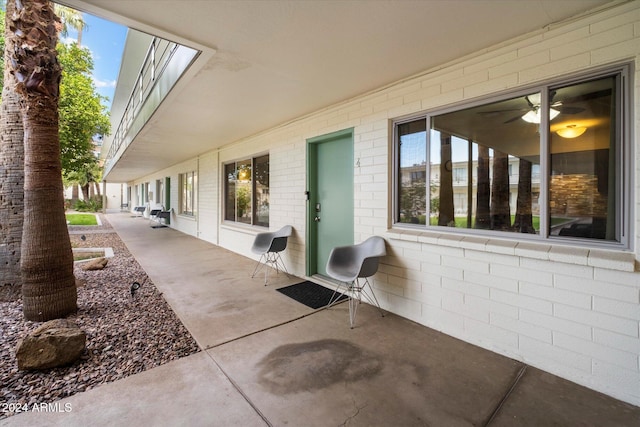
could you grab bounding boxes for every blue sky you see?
[65,12,128,110]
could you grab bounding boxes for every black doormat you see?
[276,281,347,309]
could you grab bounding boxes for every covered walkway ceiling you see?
[61,0,614,182]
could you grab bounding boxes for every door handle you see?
[314,216,321,222]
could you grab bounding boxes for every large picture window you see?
[224,154,269,227]
[395,67,629,246]
[179,171,196,216]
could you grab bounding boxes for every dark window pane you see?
[254,154,270,227]
[224,163,236,221]
[549,76,618,241]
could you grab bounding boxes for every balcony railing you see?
[103,37,198,176]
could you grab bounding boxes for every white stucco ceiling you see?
[59,0,615,182]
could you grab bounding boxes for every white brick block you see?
[520,309,592,341]
[550,24,635,62]
[484,238,517,255]
[491,263,553,287]
[593,328,640,355]
[491,312,552,343]
[519,52,591,84]
[465,270,518,293]
[554,304,638,337]
[404,83,442,104]
[594,267,640,289]
[464,73,519,100]
[519,281,592,309]
[442,287,464,311]
[439,263,467,280]
[464,50,518,75]
[423,305,465,336]
[514,242,550,260]
[490,50,550,79]
[466,248,520,266]
[442,276,490,299]
[588,249,636,272]
[459,236,489,251]
[548,245,589,265]
[592,360,640,406]
[593,296,640,321]
[444,256,489,274]
[421,88,464,110]
[553,332,638,371]
[464,317,519,349]
[386,293,422,322]
[555,274,639,303]
[405,284,442,306]
[491,288,553,315]
[441,69,488,93]
[519,336,592,374]
[468,294,519,319]
[521,258,593,280]
[517,27,590,58]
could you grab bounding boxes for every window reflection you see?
[549,76,617,240]
[430,92,541,232]
[396,72,622,243]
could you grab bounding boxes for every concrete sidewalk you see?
[3,213,639,426]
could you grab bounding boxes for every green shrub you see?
[72,196,102,212]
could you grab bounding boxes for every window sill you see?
[220,222,268,236]
[385,228,636,273]
[178,213,196,221]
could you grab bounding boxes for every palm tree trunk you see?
[491,150,511,230]
[81,183,90,201]
[475,145,491,229]
[438,133,454,226]
[0,0,24,301]
[10,0,76,320]
[513,158,535,233]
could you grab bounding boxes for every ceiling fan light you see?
[557,124,587,138]
[521,110,540,123]
[521,107,561,124]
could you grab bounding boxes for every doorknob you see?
[314,216,321,222]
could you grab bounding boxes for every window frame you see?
[179,170,196,217]
[223,153,270,228]
[392,64,632,250]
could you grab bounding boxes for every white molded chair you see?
[251,225,293,285]
[326,236,386,328]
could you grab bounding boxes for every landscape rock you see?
[15,319,86,370]
[82,257,108,271]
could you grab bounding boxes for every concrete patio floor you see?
[2,213,639,426]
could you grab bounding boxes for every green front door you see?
[307,129,354,277]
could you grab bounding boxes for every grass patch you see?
[66,213,98,226]
[74,252,103,261]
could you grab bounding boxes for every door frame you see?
[306,128,354,277]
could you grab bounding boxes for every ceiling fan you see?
[506,92,586,124]
[480,91,584,124]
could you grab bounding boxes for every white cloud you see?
[93,77,117,88]
[60,36,77,45]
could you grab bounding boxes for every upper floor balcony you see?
[100,30,199,181]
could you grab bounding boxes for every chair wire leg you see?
[251,254,267,281]
[349,280,360,328]
[361,278,385,318]
[327,281,349,308]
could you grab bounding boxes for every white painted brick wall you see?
[120,2,640,405]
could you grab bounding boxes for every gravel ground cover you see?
[0,215,200,419]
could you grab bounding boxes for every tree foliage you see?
[57,42,110,181]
